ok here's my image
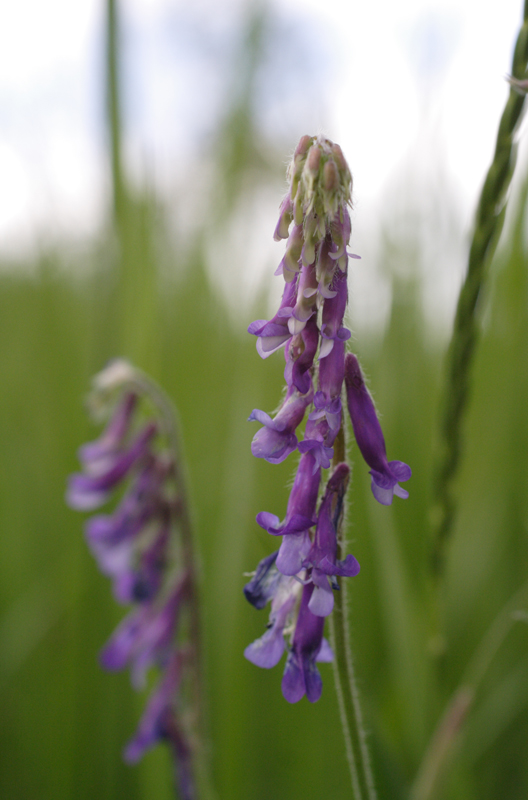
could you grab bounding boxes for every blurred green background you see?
[1,2,528,799]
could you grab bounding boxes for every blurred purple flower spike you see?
[67,359,204,797]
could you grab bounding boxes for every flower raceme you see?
[244,135,411,702]
[66,360,199,800]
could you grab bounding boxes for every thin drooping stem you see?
[328,424,377,800]
[431,1,528,577]
[131,372,214,800]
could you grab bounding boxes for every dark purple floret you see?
[319,269,351,360]
[301,402,337,465]
[243,551,280,609]
[284,315,318,394]
[303,463,360,617]
[248,386,312,464]
[281,582,325,703]
[248,279,297,359]
[256,451,320,575]
[344,353,411,505]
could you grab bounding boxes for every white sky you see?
[0,0,525,330]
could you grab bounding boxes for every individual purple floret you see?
[248,279,297,359]
[256,450,320,575]
[243,550,281,609]
[303,463,360,617]
[67,360,202,797]
[244,569,300,669]
[248,385,313,464]
[281,583,326,703]
[344,352,411,505]
[284,315,319,394]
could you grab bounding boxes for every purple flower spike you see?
[344,353,411,505]
[281,582,325,703]
[68,362,203,789]
[245,137,372,702]
[304,463,360,617]
[248,279,297,359]
[248,386,312,464]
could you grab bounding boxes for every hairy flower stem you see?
[328,425,377,800]
[128,371,214,800]
[431,1,528,579]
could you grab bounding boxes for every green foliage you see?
[1,166,528,798]
[1,2,528,798]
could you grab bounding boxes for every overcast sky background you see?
[0,0,525,330]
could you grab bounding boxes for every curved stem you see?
[431,2,528,578]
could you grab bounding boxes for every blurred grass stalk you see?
[106,0,160,372]
[421,2,528,795]
[431,0,528,579]
[104,3,213,796]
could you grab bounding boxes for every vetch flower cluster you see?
[67,360,201,800]
[244,135,411,702]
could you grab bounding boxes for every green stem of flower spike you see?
[329,425,377,800]
[431,0,528,579]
